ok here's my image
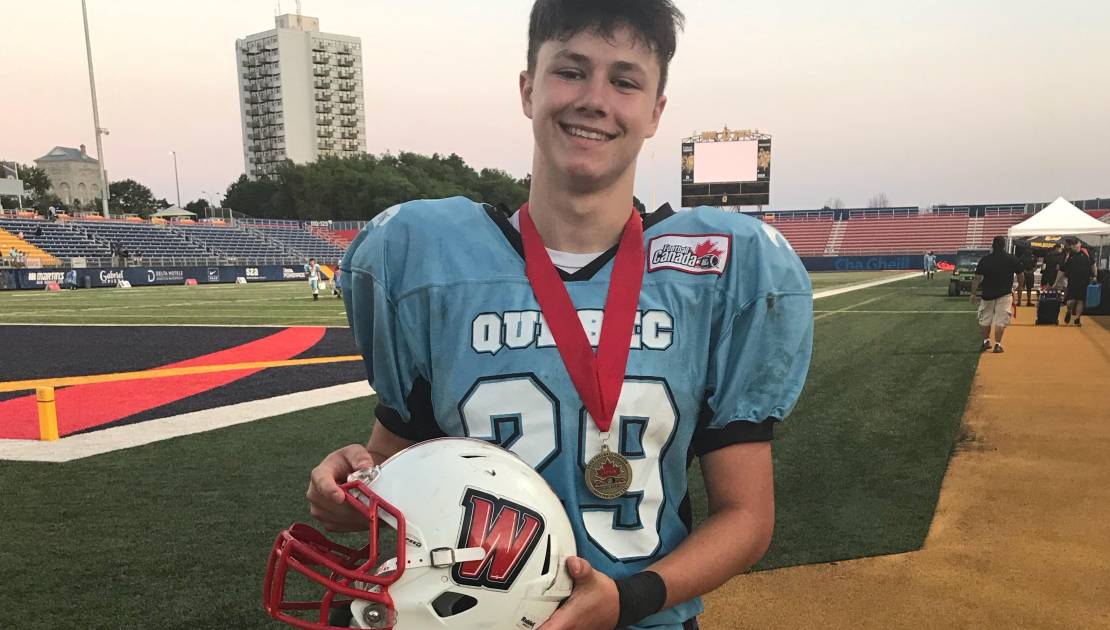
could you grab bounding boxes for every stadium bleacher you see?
[170,223,293,263]
[240,220,345,262]
[0,217,110,261]
[307,224,356,249]
[976,211,1030,249]
[763,215,834,256]
[72,220,212,259]
[2,200,1104,272]
[834,212,970,255]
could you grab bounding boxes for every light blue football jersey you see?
[341,197,813,629]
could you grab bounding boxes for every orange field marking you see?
[0,355,363,393]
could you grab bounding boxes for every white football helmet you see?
[264,438,576,629]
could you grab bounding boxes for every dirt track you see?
[703,310,1110,629]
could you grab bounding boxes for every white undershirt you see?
[509,211,606,274]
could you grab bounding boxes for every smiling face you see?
[521,26,667,194]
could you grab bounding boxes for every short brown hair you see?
[527,0,685,94]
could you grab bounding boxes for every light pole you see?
[82,0,111,218]
[201,190,214,220]
[169,151,181,208]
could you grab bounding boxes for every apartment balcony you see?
[312,53,332,64]
[337,69,355,80]
[263,41,278,51]
[339,105,357,116]
[338,117,357,128]
[313,66,331,77]
[263,53,279,63]
[336,80,356,92]
[338,93,356,104]
[316,115,334,126]
[341,141,359,152]
[337,57,354,67]
[337,44,354,55]
[264,65,281,77]
[317,129,335,138]
[341,130,359,140]
[314,91,332,102]
[315,103,334,114]
[314,79,333,90]
[318,140,336,150]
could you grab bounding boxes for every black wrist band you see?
[615,571,667,628]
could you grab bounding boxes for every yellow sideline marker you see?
[0,355,363,394]
[37,386,59,441]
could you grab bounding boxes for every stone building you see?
[34,145,104,207]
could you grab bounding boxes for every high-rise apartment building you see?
[235,14,366,179]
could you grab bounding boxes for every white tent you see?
[150,205,196,218]
[1007,197,1110,244]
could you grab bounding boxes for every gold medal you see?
[584,445,633,500]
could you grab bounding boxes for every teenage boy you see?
[308,3,813,628]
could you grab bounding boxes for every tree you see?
[223,174,282,217]
[184,199,211,217]
[824,197,845,210]
[109,179,163,216]
[0,162,54,211]
[867,193,890,209]
[221,152,530,222]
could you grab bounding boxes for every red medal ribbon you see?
[519,203,644,433]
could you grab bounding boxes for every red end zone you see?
[0,327,326,440]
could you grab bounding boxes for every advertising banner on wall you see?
[5,265,310,290]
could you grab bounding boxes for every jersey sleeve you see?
[696,221,814,454]
[341,205,441,440]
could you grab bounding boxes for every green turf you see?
[0,273,982,628]
[807,269,914,291]
[0,282,348,326]
[0,272,904,326]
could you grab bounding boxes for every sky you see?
[3,0,1108,211]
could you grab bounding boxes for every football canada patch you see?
[647,234,731,275]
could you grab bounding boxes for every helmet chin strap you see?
[429,546,486,568]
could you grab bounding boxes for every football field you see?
[0,271,982,629]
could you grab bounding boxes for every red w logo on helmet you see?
[452,489,546,591]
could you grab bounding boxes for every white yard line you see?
[813,293,898,321]
[0,381,374,462]
[812,272,920,300]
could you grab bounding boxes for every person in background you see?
[304,257,321,301]
[1041,243,1063,288]
[970,236,1023,353]
[1017,248,1036,306]
[923,251,937,280]
[1061,238,1094,326]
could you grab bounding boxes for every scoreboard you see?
[681,128,771,208]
